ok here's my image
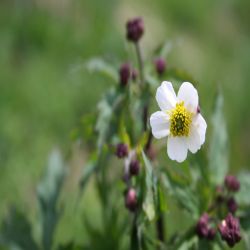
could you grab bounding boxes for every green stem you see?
[135,42,144,86]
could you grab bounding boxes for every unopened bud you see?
[218,213,241,247]
[154,58,166,75]
[225,175,240,192]
[129,159,140,176]
[119,63,131,87]
[227,197,238,214]
[197,105,201,113]
[125,188,137,212]
[126,17,144,43]
[196,213,209,238]
[116,143,128,158]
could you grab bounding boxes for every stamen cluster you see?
[170,102,192,137]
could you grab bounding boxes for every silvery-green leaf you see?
[208,93,228,184]
[236,171,250,206]
[86,58,118,82]
[37,149,66,250]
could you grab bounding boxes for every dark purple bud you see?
[131,69,138,81]
[129,159,140,176]
[125,188,137,212]
[218,213,241,248]
[126,17,144,43]
[196,213,209,238]
[154,58,166,75]
[116,143,128,158]
[225,175,240,192]
[197,105,201,113]
[227,197,238,214]
[207,228,216,240]
[119,63,131,87]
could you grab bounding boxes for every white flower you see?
[150,81,207,163]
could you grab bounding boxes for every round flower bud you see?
[116,143,128,158]
[218,213,241,247]
[227,197,238,214]
[129,159,140,176]
[196,213,209,238]
[154,58,166,75]
[224,175,240,192]
[125,188,137,212]
[119,63,131,87]
[126,17,144,43]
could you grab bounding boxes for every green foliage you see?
[0,1,250,249]
[208,93,229,185]
[0,208,38,250]
[37,149,66,250]
[142,151,155,221]
[236,171,250,206]
[86,58,119,83]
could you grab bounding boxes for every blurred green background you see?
[1,0,250,248]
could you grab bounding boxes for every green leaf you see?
[0,207,38,250]
[86,58,119,82]
[208,92,228,185]
[79,153,98,191]
[142,151,155,221]
[162,168,199,218]
[95,88,124,150]
[236,171,250,206]
[37,149,66,250]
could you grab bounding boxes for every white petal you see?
[167,136,188,163]
[156,81,177,111]
[150,111,170,139]
[177,82,198,113]
[194,113,207,145]
[187,126,201,153]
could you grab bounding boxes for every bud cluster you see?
[195,174,241,247]
[115,143,141,212]
[215,175,240,214]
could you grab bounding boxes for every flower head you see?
[225,175,240,192]
[150,81,207,162]
[218,213,241,247]
[126,17,144,43]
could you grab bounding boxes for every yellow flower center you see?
[169,102,192,137]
